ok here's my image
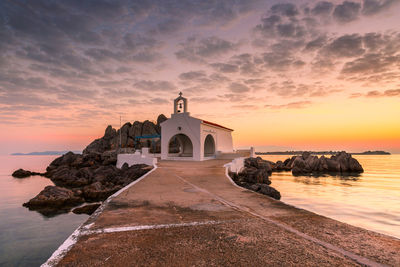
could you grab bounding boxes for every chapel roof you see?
[201,119,233,132]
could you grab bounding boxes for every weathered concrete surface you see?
[56,160,400,266]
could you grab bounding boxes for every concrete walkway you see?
[52,160,400,266]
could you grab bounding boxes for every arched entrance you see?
[168,134,193,157]
[204,134,215,157]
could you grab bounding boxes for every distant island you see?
[256,150,391,155]
[11,151,82,156]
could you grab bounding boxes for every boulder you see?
[292,156,307,175]
[157,114,167,126]
[142,120,158,136]
[273,160,285,171]
[129,121,143,138]
[104,125,117,140]
[23,186,84,209]
[82,182,122,201]
[245,157,272,172]
[12,169,42,178]
[349,157,364,173]
[101,151,117,165]
[156,114,168,134]
[230,157,280,199]
[289,152,363,176]
[302,151,311,160]
[120,122,132,147]
[305,155,319,171]
[258,184,281,200]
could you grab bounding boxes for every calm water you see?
[0,155,89,267]
[1,155,399,266]
[261,154,400,239]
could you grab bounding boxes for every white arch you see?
[168,134,193,157]
[204,134,215,157]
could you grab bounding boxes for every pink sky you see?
[0,0,399,154]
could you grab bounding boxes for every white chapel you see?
[160,93,234,161]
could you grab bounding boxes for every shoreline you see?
[43,159,400,266]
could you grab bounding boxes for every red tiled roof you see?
[201,119,233,131]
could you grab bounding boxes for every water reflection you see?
[262,154,400,239]
[0,156,89,267]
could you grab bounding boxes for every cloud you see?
[362,0,398,16]
[341,53,400,74]
[366,89,400,97]
[268,81,341,98]
[333,1,361,23]
[175,36,239,63]
[311,1,334,16]
[262,52,306,71]
[265,101,312,109]
[231,104,259,109]
[179,71,207,80]
[209,63,239,73]
[270,3,299,17]
[133,80,176,91]
[324,34,365,57]
[305,36,328,51]
[228,82,250,93]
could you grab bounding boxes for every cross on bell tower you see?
[174,92,188,114]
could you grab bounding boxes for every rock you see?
[18,115,159,216]
[156,114,168,134]
[129,121,143,138]
[302,151,311,160]
[142,120,158,136]
[23,186,84,210]
[292,156,307,175]
[101,151,117,165]
[72,203,101,215]
[258,184,281,200]
[157,114,167,126]
[12,168,42,178]
[230,157,280,200]
[273,160,285,171]
[104,125,117,140]
[119,122,132,147]
[248,183,261,192]
[305,155,319,171]
[82,115,164,153]
[326,158,341,172]
[237,166,271,185]
[245,157,272,172]
[82,182,122,201]
[290,152,363,176]
[349,157,364,173]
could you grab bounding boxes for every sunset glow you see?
[1,0,399,154]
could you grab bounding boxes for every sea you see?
[0,154,399,266]
[0,155,88,267]
[261,154,400,239]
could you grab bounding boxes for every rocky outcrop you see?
[290,151,364,176]
[23,186,85,215]
[12,169,43,178]
[83,114,167,154]
[229,157,281,200]
[20,151,153,216]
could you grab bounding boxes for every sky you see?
[0,0,399,154]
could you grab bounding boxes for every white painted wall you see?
[160,112,234,161]
[117,152,157,168]
[200,123,233,154]
[160,113,202,161]
[225,157,245,173]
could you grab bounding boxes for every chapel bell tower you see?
[174,92,188,114]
